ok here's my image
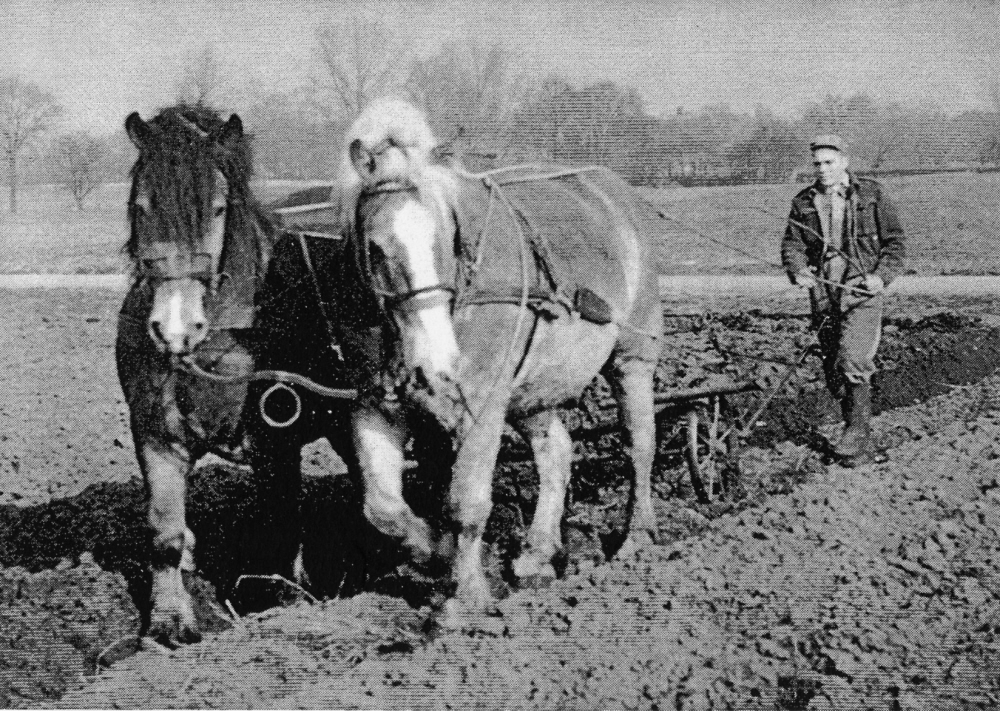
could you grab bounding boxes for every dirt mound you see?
[0,557,139,708]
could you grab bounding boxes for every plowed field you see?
[1,287,999,709]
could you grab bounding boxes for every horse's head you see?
[125,105,248,356]
[345,101,464,404]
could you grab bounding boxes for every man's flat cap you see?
[809,134,846,152]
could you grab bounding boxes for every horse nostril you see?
[148,320,166,346]
[412,366,431,393]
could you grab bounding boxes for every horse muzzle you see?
[148,317,208,356]
[147,281,210,356]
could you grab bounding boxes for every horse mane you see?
[338,98,461,220]
[124,103,274,278]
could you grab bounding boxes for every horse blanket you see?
[452,166,661,330]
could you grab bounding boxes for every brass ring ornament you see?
[259,381,302,428]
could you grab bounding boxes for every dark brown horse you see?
[117,105,297,645]
[337,99,663,623]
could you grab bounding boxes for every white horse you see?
[338,99,663,621]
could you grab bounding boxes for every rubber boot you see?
[834,381,873,466]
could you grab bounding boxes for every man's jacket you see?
[781,175,906,286]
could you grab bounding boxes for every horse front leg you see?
[138,440,199,646]
[352,405,435,561]
[511,410,572,587]
[444,402,507,623]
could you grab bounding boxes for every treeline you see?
[4,21,1000,214]
[247,87,1000,188]
[242,31,1000,187]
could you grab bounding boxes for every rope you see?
[655,209,875,298]
[747,204,870,277]
[122,228,354,400]
[456,173,534,435]
[295,231,341,356]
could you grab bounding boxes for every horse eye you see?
[213,205,226,218]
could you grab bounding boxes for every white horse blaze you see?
[392,199,460,376]
[164,288,186,342]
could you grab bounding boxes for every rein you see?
[163,230,358,401]
[176,355,357,399]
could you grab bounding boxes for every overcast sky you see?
[4,0,998,134]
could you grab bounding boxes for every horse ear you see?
[216,114,244,150]
[125,112,152,149]
[349,139,376,177]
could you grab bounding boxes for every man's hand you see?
[862,274,885,294]
[794,269,817,289]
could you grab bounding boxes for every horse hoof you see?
[512,555,556,587]
[838,451,875,468]
[614,530,656,561]
[148,609,201,648]
[518,572,556,591]
[403,520,438,564]
[439,595,497,630]
[146,623,202,648]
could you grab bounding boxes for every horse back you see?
[254,232,381,392]
[465,166,660,325]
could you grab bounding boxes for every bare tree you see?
[246,88,341,179]
[406,41,530,163]
[0,75,61,213]
[801,94,904,172]
[314,18,405,122]
[55,131,109,210]
[176,44,226,106]
[513,80,651,170]
[727,106,802,182]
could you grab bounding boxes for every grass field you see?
[644,170,1000,276]
[3,172,999,275]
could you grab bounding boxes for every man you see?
[782,135,905,466]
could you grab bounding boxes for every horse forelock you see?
[340,98,438,190]
[124,104,262,268]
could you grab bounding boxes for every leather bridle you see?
[134,250,228,297]
[354,181,457,316]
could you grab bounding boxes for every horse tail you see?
[340,98,438,191]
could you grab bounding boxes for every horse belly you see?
[508,319,617,415]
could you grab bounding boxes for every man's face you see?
[812,148,849,187]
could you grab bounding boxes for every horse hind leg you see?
[606,356,659,552]
[139,441,200,646]
[511,410,573,587]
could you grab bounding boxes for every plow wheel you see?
[681,395,741,503]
